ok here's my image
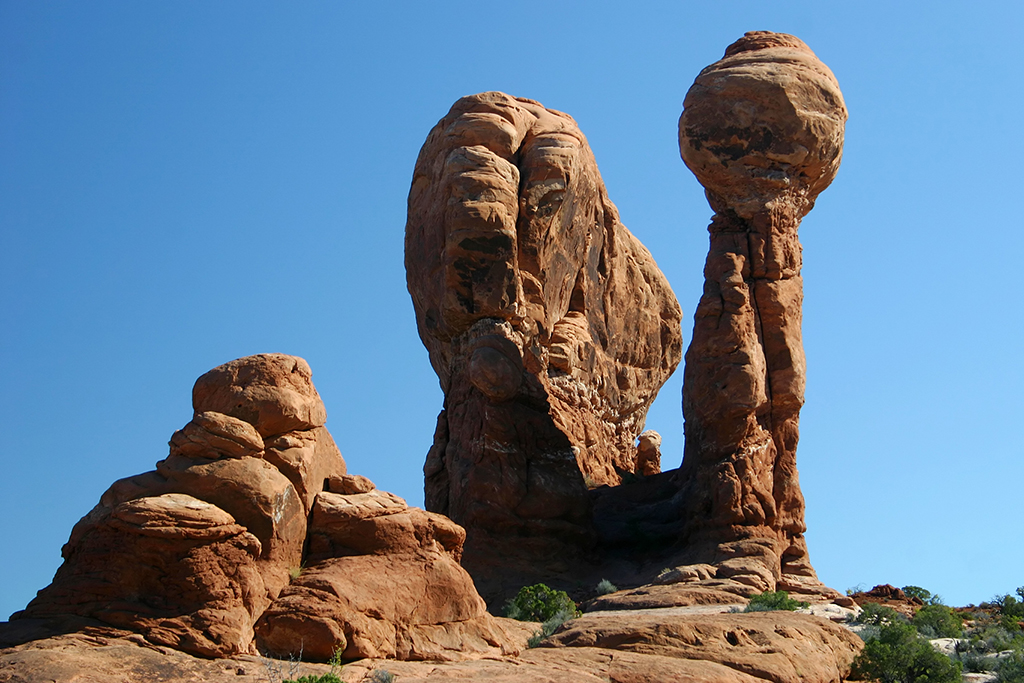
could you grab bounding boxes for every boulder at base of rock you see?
[256,487,521,661]
[14,494,267,658]
[545,609,862,683]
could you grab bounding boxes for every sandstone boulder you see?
[155,452,306,598]
[256,486,520,662]
[193,354,327,437]
[15,494,267,658]
[407,91,682,600]
[545,609,862,683]
[635,430,662,476]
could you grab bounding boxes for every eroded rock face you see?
[256,488,520,662]
[12,354,517,662]
[13,494,267,658]
[676,31,847,592]
[406,92,682,597]
[545,610,862,683]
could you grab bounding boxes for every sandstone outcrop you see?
[673,31,847,594]
[1,607,862,683]
[546,610,862,683]
[406,91,683,599]
[255,487,522,662]
[9,354,520,662]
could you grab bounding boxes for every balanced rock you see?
[675,31,847,593]
[406,91,682,599]
[192,354,327,437]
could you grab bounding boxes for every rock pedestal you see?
[675,31,847,593]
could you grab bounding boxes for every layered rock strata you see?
[675,31,848,593]
[12,354,519,661]
[406,92,683,598]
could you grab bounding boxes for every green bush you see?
[856,603,905,626]
[743,590,808,613]
[912,604,963,638]
[851,621,962,683]
[505,584,579,623]
[902,585,942,606]
[596,579,617,596]
[997,649,1024,683]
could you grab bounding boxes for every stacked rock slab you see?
[406,92,683,599]
[12,354,520,661]
[674,32,848,593]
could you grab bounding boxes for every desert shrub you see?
[282,647,344,683]
[912,604,963,638]
[596,579,617,596]
[856,603,905,626]
[367,670,396,683]
[505,584,579,623]
[957,652,996,673]
[997,650,1024,683]
[526,606,577,648]
[974,625,1024,653]
[744,591,808,612]
[996,592,1024,631]
[851,621,962,683]
[902,585,942,605]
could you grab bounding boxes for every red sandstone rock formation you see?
[675,31,847,593]
[256,486,521,662]
[0,608,862,683]
[406,92,682,598]
[11,354,519,661]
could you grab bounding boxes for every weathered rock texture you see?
[10,354,519,662]
[1,606,862,683]
[255,488,523,662]
[406,91,683,598]
[675,31,847,593]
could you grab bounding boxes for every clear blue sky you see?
[2,1,1021,619]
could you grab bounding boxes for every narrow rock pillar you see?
[677,32,847,591]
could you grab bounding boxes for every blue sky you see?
[2,1,1021,619]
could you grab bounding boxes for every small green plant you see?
[288,675,341,683]
[367,668,396,683]
[743,590,808,612]
[277,647,344,683]
[911,604,963,638]
[851,621,962,683]
[595,579,617,596]
[505,584,580,623]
